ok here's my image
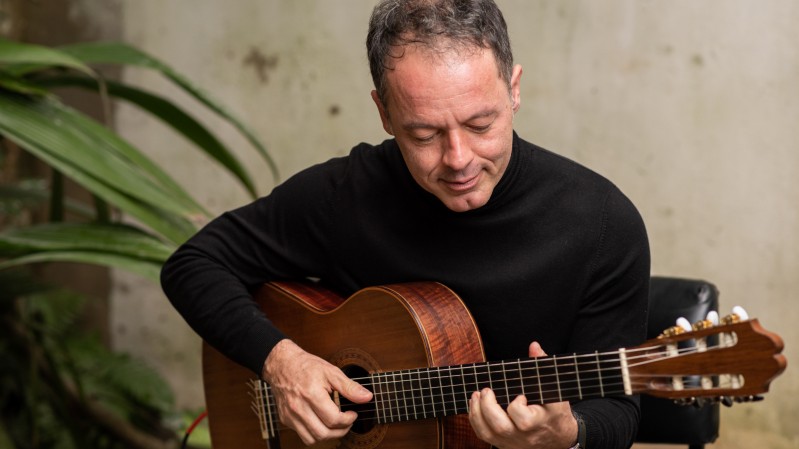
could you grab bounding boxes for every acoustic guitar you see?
[202,281,786,449]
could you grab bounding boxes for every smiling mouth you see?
[442,173,480,192]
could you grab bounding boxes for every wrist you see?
[568,411,586,449]
[261,338,294,381]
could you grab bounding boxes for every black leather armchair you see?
[635,276,721,448]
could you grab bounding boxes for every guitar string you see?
[350,341,726,388]
[255,342,734,428]
[258,341,729,400]
[257,341,728,404]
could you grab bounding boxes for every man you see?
[161,1,650,448]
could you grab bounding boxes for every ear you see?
[371,90,394,135]
[510,64,522,113]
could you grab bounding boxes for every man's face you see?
[372,44,522,212]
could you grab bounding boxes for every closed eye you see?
[469,124,491,133]
[411,131,438,144]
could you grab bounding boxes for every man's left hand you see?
[468,342,579,449]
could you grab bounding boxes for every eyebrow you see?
[400,109,498,132]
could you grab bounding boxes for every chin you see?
[440,194,490,212]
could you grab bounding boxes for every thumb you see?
[528,341,548,358]
[334,375,373,403]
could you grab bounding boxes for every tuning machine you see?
[721,306,750,325]
[659,310,726,338]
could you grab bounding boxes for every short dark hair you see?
[366,0,514,105]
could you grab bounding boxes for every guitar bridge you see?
[248,379,277,440]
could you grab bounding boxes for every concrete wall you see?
[110,1,797,447]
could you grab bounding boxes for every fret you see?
[374,372,388,424]
[455,365,471,414]
[436,366,449,416]
[385,371,396,423]
[596,351,605,397]
[473,362,491,393]
[428,367,447,416]
[553,355,562,402]
[397,370,410,421]
[438,367,456,416]
[370,373,383,424]
[534,357,544,404]
[391,371,404,422]
[517,359,526,397]
[574,354,583,400]
[418,368,435,417]
[500,361,510,404]
[423,368,438,417]
[408,369,427,419]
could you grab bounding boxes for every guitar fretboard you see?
[251,350,629,437]
[359,351,627,423]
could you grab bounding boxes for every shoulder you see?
[283,139,402,187]
[516,136,636,215]
[265,138,409,215]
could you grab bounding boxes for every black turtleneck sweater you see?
[161,133,650,449]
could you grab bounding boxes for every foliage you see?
[0,270,179,449]
[0,38,277,447]
[0,38,278,277]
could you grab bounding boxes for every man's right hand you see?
[262,339,374,445]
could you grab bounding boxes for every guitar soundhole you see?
[340,364,376,434]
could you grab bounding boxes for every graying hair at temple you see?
[366,0,515,106]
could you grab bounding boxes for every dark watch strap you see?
[571,411,587,448]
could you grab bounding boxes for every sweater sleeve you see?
[160,162,343,374]
[569,186,651,449]
[160,203,286,375]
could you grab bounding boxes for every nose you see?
[441,130,473,172]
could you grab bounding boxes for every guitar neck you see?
[351,351,627,423]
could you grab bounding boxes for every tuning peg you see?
[733,395,764,403]
[674,397,696,406]
[692,318,715,331]
[721,396,735,407]
[732,306,749,320]
[659,324,687,338]
[706,310,719,325]
[721,306,749,325]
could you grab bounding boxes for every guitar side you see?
[202,281,489,449]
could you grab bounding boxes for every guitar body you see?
[202,281,489,449]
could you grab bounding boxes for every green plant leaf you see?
[0,71,50,96]
[39,75,258,198]
[0,38,95,78]
[0,251,162,282]
[59,41,279,183]
[0,180,92,218]
[0,223,175,261]
[0,94,201,243]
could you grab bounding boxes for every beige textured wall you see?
[111,1,797,447]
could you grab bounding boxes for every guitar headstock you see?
[629,310,786,406]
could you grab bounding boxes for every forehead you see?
[383,44,506,113]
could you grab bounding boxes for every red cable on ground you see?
[181,409,208,449]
